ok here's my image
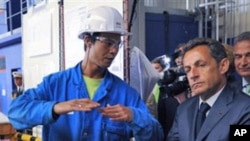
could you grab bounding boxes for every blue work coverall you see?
[8,62,164,141]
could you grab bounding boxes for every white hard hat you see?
[12,71,22,78]
[78,6,129,39]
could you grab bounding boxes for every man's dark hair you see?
[172,43,186,60]
[83,32,101,51]
[175,43,186,52]
[234,31,250,45]
[182,37,227,64]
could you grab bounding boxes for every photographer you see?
[146,55,169,119]
[157,44,190,139]
[171,43,191,100]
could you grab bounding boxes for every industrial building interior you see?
[0,0,250,140]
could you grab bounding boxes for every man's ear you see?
[219,57,230,74]
[84,36,90,44]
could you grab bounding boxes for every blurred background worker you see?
[11,71,33,135]
[12,71,24,99]
[172,43,186,69]
[147,55,169,119]
[171,43,190,100]
[222,43,240,88]
[157,45,190,139]
[151,56,168,73]
[147,47,190,139]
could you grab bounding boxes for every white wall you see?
[22,1,60,88]
[22,1,60,137]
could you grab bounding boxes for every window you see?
[5,0,27,31]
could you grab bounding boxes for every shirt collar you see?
[199,84,225,108]
[242,78,249,87]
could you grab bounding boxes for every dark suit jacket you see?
[158,93,179,139]
[12,88,23,98]
[167,84,250,141]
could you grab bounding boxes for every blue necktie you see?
[195,103,210,137]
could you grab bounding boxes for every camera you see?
[158,67,189,97]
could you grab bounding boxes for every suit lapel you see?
[196,85,233,141]
[187,97,199,141]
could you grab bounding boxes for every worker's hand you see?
[53,99,100,115]
[98,104,133,122]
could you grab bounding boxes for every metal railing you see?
[144,0,250,42]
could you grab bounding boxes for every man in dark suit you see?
[167,37,250,141]
[12,71,24,99]
[11,71,33,135]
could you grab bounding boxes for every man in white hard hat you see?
[8,6,164,141]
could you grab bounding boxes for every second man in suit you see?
[233,31,250,95]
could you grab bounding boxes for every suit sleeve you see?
[167,107,180,141]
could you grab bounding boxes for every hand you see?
[53,99,100,115]
[98,104,133,122]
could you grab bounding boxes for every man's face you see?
[234,40,250,78]
[175,56,182,68]
[175,46,184,68]
[183,45,228,99]
[88,33,121,68]
[152,63,163,73]
[14,77,22,87]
